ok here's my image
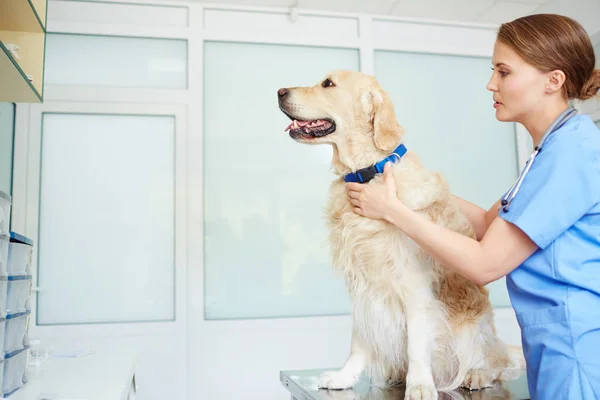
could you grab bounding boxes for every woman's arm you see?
[384,202,537,285]
[451,195,500,240]
[347,163,537,285]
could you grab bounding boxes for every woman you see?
[347,14,600,399]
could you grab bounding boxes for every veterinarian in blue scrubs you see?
[346,14,600,399]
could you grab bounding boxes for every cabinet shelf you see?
[0,0,47,103]
[0,0,46,33]
[0,40,43,102]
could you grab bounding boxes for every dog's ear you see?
[367,90,404,152]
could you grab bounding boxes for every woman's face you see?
[486,40,549,123]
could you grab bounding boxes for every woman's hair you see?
[497,14,600,101]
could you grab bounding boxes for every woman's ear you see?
[546,69,566,95]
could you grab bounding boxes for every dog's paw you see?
[462,370,495,390]
[318,370,359,390]
[318,388,359,400]
[404,384,438,400]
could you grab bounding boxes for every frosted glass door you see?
[375,51,519,306]
[37,113,175,325]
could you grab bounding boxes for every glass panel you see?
[203,42,359,320]
[37,113,175,325]
[0,103,15,196]
[375,51,518,307]
[45,33,187,89]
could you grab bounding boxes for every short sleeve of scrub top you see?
[499,117,600,250]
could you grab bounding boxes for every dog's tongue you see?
[285,120,309,132]
[285,119,328,132]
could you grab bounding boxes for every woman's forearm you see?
[384,200,492,285]
[450,195,486,240]
[451,195,501,241]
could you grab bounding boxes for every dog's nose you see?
[278,88,289,98]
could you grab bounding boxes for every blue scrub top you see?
[499,114,600,399]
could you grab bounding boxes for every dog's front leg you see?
[319,331,367,390]
[404,297,438,400]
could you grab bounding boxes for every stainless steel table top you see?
[280,369,530,400]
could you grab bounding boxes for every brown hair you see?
[498,14,600,101]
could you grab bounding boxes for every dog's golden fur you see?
[278,71,523,399]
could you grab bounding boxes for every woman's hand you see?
[346,162,402,221]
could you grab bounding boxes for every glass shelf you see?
[0,0,46,103]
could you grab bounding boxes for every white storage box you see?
[0,192,9,237]
[2,346,28,398]
[4,312,30,355]
[5,276,31,315]
[7,241,31,276]
[0,278,6,318]
[0,236,7,277]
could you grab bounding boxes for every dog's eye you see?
[322,78,335,88]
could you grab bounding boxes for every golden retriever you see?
[277,71,523,400]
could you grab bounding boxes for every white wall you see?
[575,27,600,118]
[533,0,600,37]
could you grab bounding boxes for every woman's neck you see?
[521,99,570,148]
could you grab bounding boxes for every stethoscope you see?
[500,106,578,213]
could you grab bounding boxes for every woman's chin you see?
[495,107,512,122]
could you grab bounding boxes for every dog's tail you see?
[435,324,481,392]
[437,332,526,391]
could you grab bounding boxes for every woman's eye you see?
[491,67,508,77]
[322,78,335,88]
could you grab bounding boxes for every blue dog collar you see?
[344,144,407,184]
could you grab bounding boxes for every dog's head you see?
[277,70,404,174]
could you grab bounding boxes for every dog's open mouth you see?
[284,118,336,138]
[284,119,336,140]
[279,103,336,139]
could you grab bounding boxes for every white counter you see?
[7,347,138,400]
